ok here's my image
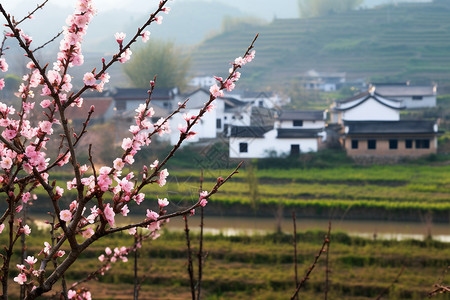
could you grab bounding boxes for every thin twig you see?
[32,30,63,52]
[290,224,331,300]
[375,265,405,300]
[197,170,204,300]
[185,216,196,300]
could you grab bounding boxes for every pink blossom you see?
[40,99,52,108]
[133,193,145,205]
[2,129,17,140]
[47,70,61,85]
[128,227,137,235]
[57,250,65,257]
[121,137,132,150]
[113,158,125,170]
[60,209,72,222]
[104,204,115,227]
[83,72,96,86]
[0,58,8,72]
[206,104,216,112]
[68,290,77,299]
[24,256,37,266]
[178,124,187,133]
[23,225,31,235]
[81,228,94,238]
[157,168,169,187]
[105,247,112,256]
[0,224,4,234]
[114,32,126,45]
[224,79,235,92]
[150,160,158,169]
[162,7,171,14]
[146,209,159,221]
[22,192,31,203]
[55,186,64,197]
[0,78,4,90]
[121,204,129,216]
[119,49,132,63]
[155,16,163,24]
[1,157,13,169]
[199,191,208,207]
[142,31,151,42]
[209,84,224,98]
[98,254,105,262]
[158,198,169,207]
[39,120,53,135]
[13,273,27,285]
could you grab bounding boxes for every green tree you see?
[298,0,363,18]
[123,40,191,89]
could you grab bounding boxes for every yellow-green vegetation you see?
[2,228,449,299]
[23,164,450,220]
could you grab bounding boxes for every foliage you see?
[298,0,363,18]
[123,39,191,89]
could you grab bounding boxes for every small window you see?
[416,139,430,149]
[224,116,227,120]
[389,139,398,149]
[351,140,358,149]
[405,139,413,149]
[412,96,423,100]
[259,100,264,107]
[290,144,300,156]
[293,120,303,127]
[239,143,248,153]
[368,139,376,150]
[216,118,222,129]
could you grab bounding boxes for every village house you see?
[369,82,437,109]
[298,69,347,92]
[330,88,440,161]
[229,110,327,158]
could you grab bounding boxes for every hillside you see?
[190,1,450,89]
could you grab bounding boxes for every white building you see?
[330,88,405,124]
[369,82,437,109]
[229,110,327,158]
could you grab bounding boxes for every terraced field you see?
[190,2,450,88]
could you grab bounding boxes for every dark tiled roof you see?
[334,92,405,110]
[230,126,273,138]
[278,110,325,121]
[344,121,437,135]
[113,88,175,100]
[277,128,323,138]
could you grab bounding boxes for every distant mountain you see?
[190,1,450,89]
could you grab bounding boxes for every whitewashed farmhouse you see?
[229,110,327,158]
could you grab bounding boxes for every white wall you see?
[229,129,319,158]
[393,95,436,109]
[342,98,400,121]
[169,107,217,145]
[278,120,326,129]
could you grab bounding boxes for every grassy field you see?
[22,161,450,222]
[3,228,449,299]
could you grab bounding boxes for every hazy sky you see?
[1,0,299,20]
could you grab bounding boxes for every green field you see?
[2,228,449,299]
[22,162,450,222]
